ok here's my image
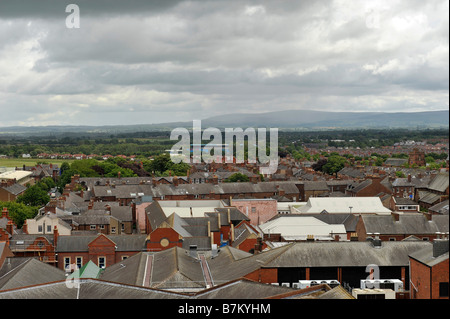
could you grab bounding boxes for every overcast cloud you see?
[0,0,448,126]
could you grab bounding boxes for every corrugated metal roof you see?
[428,173,449,193]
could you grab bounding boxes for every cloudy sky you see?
[0,0,448,127]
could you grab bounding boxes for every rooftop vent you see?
[189,245,198,259]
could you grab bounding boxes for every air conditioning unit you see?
[281,282,290,287]
[292,283,300,289]
[297,280,339,289]
[360,279,404,292]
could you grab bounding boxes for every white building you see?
[293,197,392,215]
[25,212,72,236]
[258,215,347,241]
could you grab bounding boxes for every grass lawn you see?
[0,158,75,168]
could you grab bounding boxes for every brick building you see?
[56,233,147,271]
[409,239,449,299]
[356,213,449,242]
[408,148,426,167]
[231,198,277,225]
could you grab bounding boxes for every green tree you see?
[322,155,347,176]
[0,201,39,228]
[224,173,250,183]
[16,184,50,207]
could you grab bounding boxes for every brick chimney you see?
[212,175,219,185]
[407,174,412,183]
[1,207,8,219]
[173,176,179,187]
[391,212,400,222]
[22,220,28,234]
[6,220,14,235]
[53,226,59,247]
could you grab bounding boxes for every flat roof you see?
[0,170,32,180]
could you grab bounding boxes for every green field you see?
[0,158,75,168]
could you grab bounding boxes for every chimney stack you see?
[391,212,400,222]
[6,220,14,235]
[53,226,59,247]
[407,174,412,183]
[372,233,382,248]
[22,220,28,234]
[1,207,8,219]
[433,239,449,258]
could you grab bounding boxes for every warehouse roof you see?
[296,197,392,214]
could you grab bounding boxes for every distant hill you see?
[199,110,450,129]
[0,109,448,135]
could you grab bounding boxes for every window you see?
[100,225,105,230]
[90,225,96,230]
[38,225,43,233]
[121,224,125,231]
[47,225,52,233]
[439,282,449,297]
[76,257,83,269]
[98,257,106,269]
[422,237,429,241]
[251,207,256,213]
[389,238,396,241]
[122,256,128,260]
[64,257,71,270]
[111,227,116,234]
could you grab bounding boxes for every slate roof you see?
[384,158,408,166]
[193,278,295,299]
[1,183,26,196]
[361,214,448,235]
[263,241,431,267]
[56,234,147,252]
[0,258,66,291]
[0,279,189,299]
[100,248,207,290]
[409,240,449,267]
[338,167,366,178]
[93,181,301,199]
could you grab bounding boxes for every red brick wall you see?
[57,250,140,271]
[410,257,449,299]
[236,238,268,253]
[244,268,278,284]
[88,235,116,268]
[431,259,449,299]
[146,227,182,251]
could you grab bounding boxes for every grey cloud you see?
[0,0,448,126]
